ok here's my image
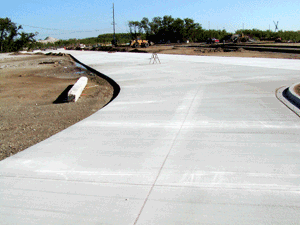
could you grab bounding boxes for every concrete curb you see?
[286,82,300,108]
[275,85,300,117]
[68,54,121,106]
[68,76,88,102]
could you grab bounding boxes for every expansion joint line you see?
[133,88,203,225]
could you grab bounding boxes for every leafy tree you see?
[0,17,37,52]
[97,33,131,44]
[14,32,37,51]
[149,17,162,36]
[140,17,150,35]
[182,18,201,42]
[129,16,205,43]
[128,21,142,39]
[171,18,184,41]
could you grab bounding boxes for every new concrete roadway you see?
[1,50,300,224]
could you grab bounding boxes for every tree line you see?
[129,16,300,43]
[28,27,300,50]
[2,17,300,53]
[0,17,37,53]
[128,16,228,43]
[236,29,300,42]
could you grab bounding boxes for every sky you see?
[1,0,299,40]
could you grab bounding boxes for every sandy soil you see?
[1,48,300,161]
[0,53,113,160]
[294,84,300,96]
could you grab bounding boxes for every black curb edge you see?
[275,86,300,117]
[285,83,300,109]
[69,54,121,107]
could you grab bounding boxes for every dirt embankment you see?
[0,53,113,160]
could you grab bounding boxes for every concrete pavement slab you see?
[1,50,300,224]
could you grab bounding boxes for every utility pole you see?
[112,3,117,46]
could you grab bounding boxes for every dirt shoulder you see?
[143,45,300,59]
[90,44,300,60]
[0,53,113,160]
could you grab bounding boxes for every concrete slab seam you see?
[133,86,204,225]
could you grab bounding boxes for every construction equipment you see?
[130,37,149,48]
[230,33,252,43]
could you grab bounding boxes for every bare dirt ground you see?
[1,47,300,161]
[0,53,113,160]
[144,45,300,59]
[294,84,300,96]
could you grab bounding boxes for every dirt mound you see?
[130,49,148,53]
[38,36,60,44]
[214,47,224,52]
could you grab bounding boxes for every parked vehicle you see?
[207,38,219,44]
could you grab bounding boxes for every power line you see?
[18,23,100,33]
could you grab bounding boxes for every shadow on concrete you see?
[53,85,73,104]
